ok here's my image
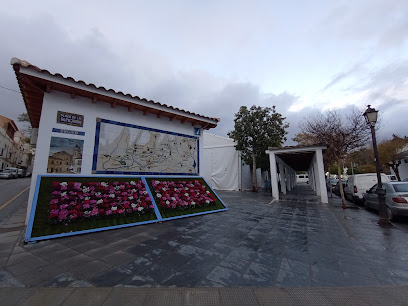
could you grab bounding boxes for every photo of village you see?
[47,136,83,174]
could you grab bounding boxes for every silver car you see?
[0,170,14,179]
[363,182,408,221]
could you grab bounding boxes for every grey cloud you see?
[318,0,408,48]
[0,12,299,142]
[320,63,361,92]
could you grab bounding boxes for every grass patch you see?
[30,176,157,238]
[145,177,226,219]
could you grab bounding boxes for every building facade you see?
[0,115,30,170]
[11,58,219,224]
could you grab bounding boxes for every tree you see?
[228,105,289,192]
[17,112,32,138]
[378,135,408,181]
[297,108,371,209]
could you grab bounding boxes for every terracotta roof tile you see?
[10,57,220,124]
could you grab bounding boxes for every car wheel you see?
[387,207,395,222]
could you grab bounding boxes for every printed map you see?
[95,120,198,174]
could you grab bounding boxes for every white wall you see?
[26,91,203,223]
[391,161,408,180]
[202,133,241,191]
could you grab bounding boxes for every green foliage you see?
[347,164,376,175]
[329,164,343,175]
[228,105,289,166]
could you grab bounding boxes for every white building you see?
[390,144,408,181]
[0,115,30,170]
[11,58,219,223]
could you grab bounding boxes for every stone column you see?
[278,162,287,194]
[316,148,328,204]
[268,152,279,201]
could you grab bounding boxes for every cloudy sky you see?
[1,0,407,144]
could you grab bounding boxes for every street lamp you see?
[363,105,390,226]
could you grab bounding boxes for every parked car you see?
[327,178,338,191]
[296,174,309,183]
[0,169,14,179]
[403,178,408,182]
[334,180,347,196]
[6,167,19,179]
[17,169,24,178]
[25,171,32,177]
[387,175,398,182]
[363,182,408,221]
[344,173,390,204]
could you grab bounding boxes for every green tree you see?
[298,108,371,209]
[228,105,289,192]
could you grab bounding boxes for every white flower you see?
[109,194,115,198]
[128,196,134,200]
[174,188,178,191]
[97,199,103,204]
[157,193,162,198]
[85,197,90,200]
[101,182,108,187]
[206,191,210,194]
[95,192,101,196]
[130,181,136,185]
[162,187,167,191]
[191,201,196,205]
[166,200,170,205]
[184,193,189,197]
[185,187,189,190]
[111,206,117,211]
[131,203,137,208]
[171,197,176,201]
[137,206,144,211]
[143,191,147,195]
[60,182,68,186]
[61,192,67,196]
[206,200,210,204]
[155,180,160,184]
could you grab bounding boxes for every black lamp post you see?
[363,105,390,226]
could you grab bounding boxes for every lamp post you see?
[363,105,390,226]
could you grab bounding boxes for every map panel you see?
[93,119,199,175]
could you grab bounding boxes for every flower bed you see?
[146,177,226,219]
[48,180,154,224]
[30,176,158,238]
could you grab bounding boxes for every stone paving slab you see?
[0,286,407,305]
[1,185,408,293]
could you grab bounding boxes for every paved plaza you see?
[1,184,408,304]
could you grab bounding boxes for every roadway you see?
[0,177,31,225]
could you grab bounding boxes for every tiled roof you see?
[10,57,219,129]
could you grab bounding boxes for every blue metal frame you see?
[52,128,85,136]
[141,177,162,221]
[25,175,42,242]
[25,175,227,242]
[92,118,199,175]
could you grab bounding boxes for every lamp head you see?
[363,105,378,126]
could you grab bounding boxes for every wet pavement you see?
[1,184,408,290]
